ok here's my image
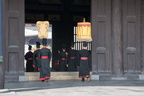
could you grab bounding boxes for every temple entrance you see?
[2,0,91,81]
[24,0,91,72]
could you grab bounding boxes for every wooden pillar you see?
[141,0,144,74]
[0,0,4,89]
[112,0,123,76]
[142,0,144,74]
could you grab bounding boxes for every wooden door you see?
[91,0,112,74]
[3,0,24,81]
[123,0,141,74]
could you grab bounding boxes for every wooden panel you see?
[91,0,111,74]
[97,22,105,46]
[127,23,135,47]
[8,18,19,45]
[8,53,18,72]
[8,0,18,11]
[123,0,141,74]
[127,53,135,72]
[3,0,24,81]
[97,54,105,72]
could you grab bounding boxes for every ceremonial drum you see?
[36,21,49,38]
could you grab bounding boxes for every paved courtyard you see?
[0,80,144,96]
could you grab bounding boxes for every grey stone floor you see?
[0,80,144,96]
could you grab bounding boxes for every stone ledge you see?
[24,72,92,81]
[0,89,10,93]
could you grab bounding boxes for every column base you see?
[19,76,28,81]
[139,75,144,80]
[111,77,127,80]
[91,75,99,80]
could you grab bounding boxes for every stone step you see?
[25,72,83,81]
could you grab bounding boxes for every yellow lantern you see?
[36,21,49,38]
[76,18,92,41]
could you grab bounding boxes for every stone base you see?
[5,75,18,82]
[111,77,127,80]
[91,75,99,80]
[19,76,28,81]
[139,75,144,80]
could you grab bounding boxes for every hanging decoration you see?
[76,18,92,41]
[36,21,49,38]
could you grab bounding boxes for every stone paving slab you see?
[0,80,144,96]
